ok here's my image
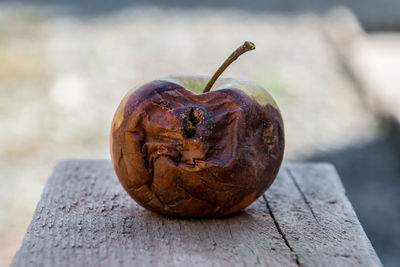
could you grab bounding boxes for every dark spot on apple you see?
[183,122,196,138]
[182,107,204,138]
[262,121,276,145]
[159,101,171,109]
[189,107,203,125]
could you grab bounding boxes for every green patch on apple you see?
[163,74,279,110]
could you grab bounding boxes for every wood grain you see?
[12,160,381,267]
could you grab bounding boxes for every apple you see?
[110,42,284,217]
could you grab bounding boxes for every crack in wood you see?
[262,195,301,266]
[287,167,321,225]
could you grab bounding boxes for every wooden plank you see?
[265,163,382,267]
[11,160,381,267]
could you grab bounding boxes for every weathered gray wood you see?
[12,160,381,267]
[265,163,382,267]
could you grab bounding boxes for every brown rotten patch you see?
[110,80,284,217]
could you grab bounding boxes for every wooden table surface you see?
[12,160,382,267]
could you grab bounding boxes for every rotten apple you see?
[110,42,284,217]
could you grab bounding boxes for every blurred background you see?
[0,0,399,266]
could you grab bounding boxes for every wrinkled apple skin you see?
[110,78,284,217]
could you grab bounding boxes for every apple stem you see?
[203,41,256,93]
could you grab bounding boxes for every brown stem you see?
[203,41,256,93]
